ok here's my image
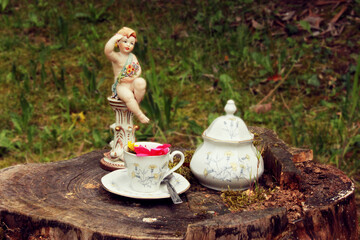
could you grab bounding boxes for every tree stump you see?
[0,127,357,240]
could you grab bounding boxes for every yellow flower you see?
[128,141,138,153]
[225,151,233,157]
[71,112,86,123]
[149,165,157,170]
[230,162,237,171]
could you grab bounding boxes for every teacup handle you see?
[163,151,185,179]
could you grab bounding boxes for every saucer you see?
[101,170,190,199]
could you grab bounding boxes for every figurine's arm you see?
[104,34,123,63]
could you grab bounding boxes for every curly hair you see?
[117,27,137,41]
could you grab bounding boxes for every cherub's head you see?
[115,27,137,54]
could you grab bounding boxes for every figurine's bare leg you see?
[133,77,146,104]
[117,85,150,124]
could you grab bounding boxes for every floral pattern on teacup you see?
[131,162,168,188]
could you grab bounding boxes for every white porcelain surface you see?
[203,100,253,142]
[190,99,264,191]
[124,142,185,193]
[101,170,190,199]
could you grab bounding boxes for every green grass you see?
[0,0,359,184]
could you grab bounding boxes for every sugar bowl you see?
[190,100,264,191]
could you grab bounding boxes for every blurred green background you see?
[0,0,359,189]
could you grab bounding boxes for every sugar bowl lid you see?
[203,100,254,143]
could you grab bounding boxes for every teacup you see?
[124,142,185,193]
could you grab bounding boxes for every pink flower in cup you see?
[134,144,171,156]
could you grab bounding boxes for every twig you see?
[280,93,291,113]
[76,142,85,156]
[315,0,347,6]
[257,62,296,106]
[171,131,199,138]
[330,5,348,24]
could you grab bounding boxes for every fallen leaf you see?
[202,74,215,79]
[212,66,218,73]
[267,74,282,82]
[325,22,345,36]
[252,19,264,29]
[230,16,242,27]
[281,11,296,21]
[171,24,189,39]
[250,103,272,114]
[302,14,323,29]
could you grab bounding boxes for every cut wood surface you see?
[0,127,357,239]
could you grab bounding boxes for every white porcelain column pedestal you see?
[100,97,138,171]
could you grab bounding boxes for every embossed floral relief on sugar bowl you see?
[190,99,264,191]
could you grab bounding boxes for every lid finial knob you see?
[224,99,236,115]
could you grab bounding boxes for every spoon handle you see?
[165,179,183,204]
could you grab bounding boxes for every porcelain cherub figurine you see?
[104,27,150,123]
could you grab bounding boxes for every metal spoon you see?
[162,174,183,204]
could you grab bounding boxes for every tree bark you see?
[0,127,357,239]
